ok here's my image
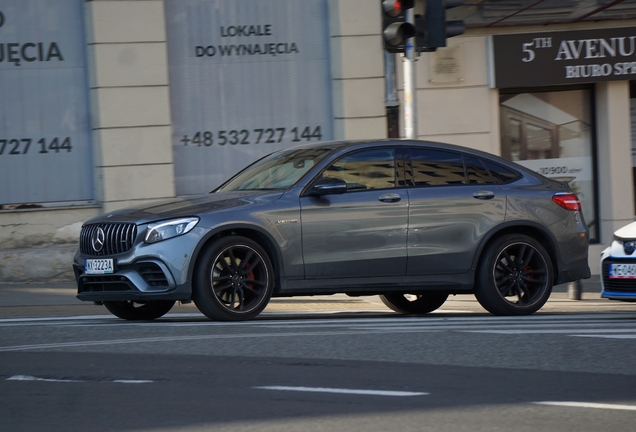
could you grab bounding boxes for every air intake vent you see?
[80,223,137,256]
[138,264,169,287]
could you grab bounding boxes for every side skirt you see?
[274,272,475,297]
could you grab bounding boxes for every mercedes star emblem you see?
[92,227,106,252]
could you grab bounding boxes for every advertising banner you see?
[165,0,333,195]
[0,0,92,206]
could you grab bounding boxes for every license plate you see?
[609,263,636,279]
[85,259,114,275]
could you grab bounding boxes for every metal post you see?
[384,51,400,138]
[403,7,417,139]
[568,280,582,301]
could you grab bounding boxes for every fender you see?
[470,220,560,271]
[186,222,285,289]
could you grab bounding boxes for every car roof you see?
[292,139,561,185]
[294,139,513,164]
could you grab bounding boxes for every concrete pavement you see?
[2,275,635,319]
[0,246,77,284]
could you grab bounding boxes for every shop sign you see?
[0,0,92,206]
[490,27,636,88]
[514,156,593,183]
[165,0,333,195]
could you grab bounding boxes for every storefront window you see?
[500,88,598,242]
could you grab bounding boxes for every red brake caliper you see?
[244,262,254,290]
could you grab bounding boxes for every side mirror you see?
[308,177,347,196]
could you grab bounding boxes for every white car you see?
[601,221,636,302]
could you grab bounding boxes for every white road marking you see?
[0,315,117,323]
[255,386,428,396]
[6,375,154,384]
[3,314,636,349]
[7,375,82,383]
[8,317,635,352]
[571,334,636,339]
[2,312,634,326]
[534,401,636,411]
[0,313,203,325]
[464,328,636,335]
[0,330,407,352]
[112,380,154,384]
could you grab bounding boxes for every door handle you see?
[473,190,495,200]
[378,193,401,203]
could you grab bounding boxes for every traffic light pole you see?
[403,7,417,139]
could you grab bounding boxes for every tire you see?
[379,292,449,314]
[475,234,553,316]
[193,236,274,321]
[103,300,175,321]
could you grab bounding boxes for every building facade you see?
[0,0,634,280]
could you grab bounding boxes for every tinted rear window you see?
[464,155,493,184]
[409,149,465,186]
[482,160,518,183]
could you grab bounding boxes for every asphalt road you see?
[1,279,636,431]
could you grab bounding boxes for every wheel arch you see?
[188,224,284,296]
[473,222,559,281]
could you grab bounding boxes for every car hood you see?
[614,221,636,241]
[84,190,285,225]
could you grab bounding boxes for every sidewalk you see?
[2,274,635,319]
[0,246,77,284]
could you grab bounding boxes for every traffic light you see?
[425,0,465,49]
[381,0,416,53]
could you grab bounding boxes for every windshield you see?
[216,147,334,192]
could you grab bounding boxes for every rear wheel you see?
[193,236,274,321]
[475,234,553,316]
[379,292,449,314]
[103,300,175,320]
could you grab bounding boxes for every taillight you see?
[552,193,581,211]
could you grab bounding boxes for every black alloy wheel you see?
[475,234,553,316]
[379,292,449,314]
[103,300,175,320]
[193,236,274,321]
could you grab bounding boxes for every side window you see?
[464,155,494,184]
[408,148,465,186]
[482,159,519,183]
[322,149,396,191]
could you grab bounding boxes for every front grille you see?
[602,259,636,293]
[80,223,137,256]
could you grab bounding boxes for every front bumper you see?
[73,260,191,302]
[600,243,636,302]
[73,228,202,302]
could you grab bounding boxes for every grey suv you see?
[73,140,591,321]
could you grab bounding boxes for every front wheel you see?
[379,292,449,314]
[475,234,553,316]
[103,300,175,321]
[193,236,274,321]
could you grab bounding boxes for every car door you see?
[405,148,506,275]
[300,148,408,279]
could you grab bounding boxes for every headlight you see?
[145,217,199,244]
